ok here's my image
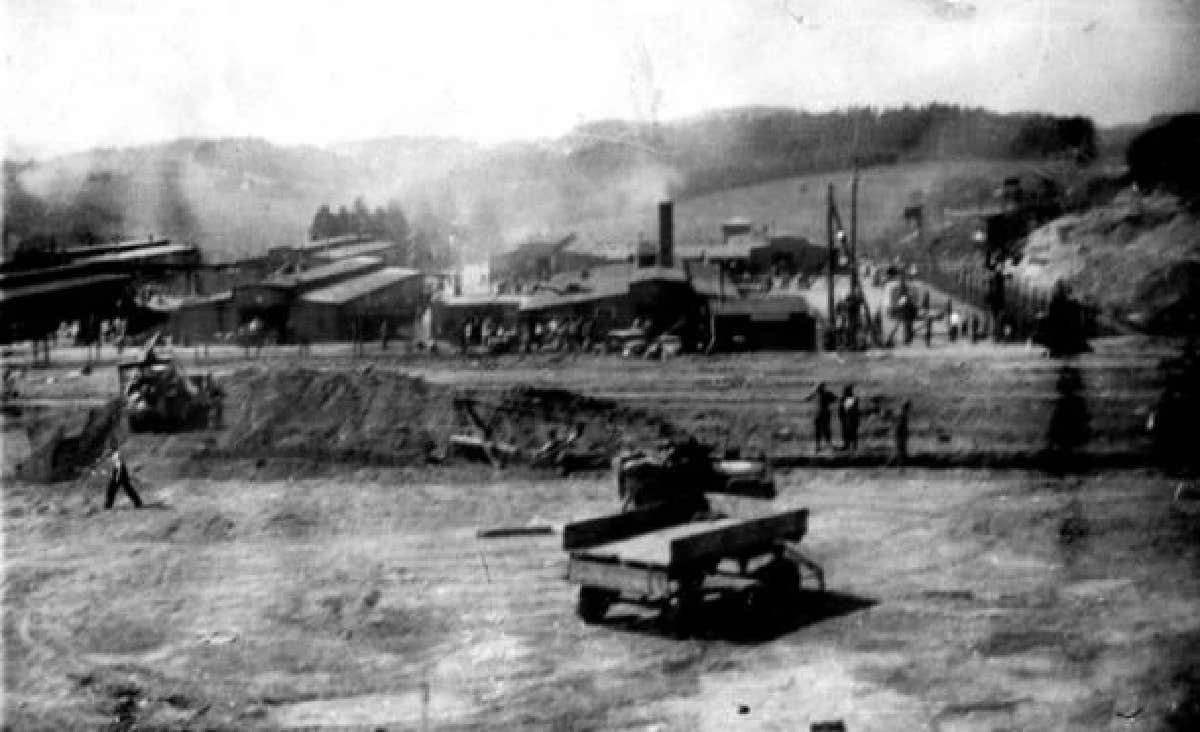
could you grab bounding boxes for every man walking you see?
[839,385,861,452]
[105,445,143,509]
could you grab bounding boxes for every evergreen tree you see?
[309,204,335,240]
[335,206,351,237]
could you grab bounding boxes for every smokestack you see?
[658,200,674,268]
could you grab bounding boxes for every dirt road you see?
[4,343,1199,729]
[6,468,1199,729]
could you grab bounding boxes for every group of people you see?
[807,382,912,465]
[806,383,862,452]
[460,315,604,354]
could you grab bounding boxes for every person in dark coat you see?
[891,401,911,466]
[839,385,861,452]
[806,382,837,452]
[104,447,143,509]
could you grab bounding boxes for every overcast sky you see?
[5,0,1199,157]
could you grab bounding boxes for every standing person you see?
[104,445,143,510]
[925,313,935,347]
[379,319,390,351]
[461,318,474,352]
[533,320,545,351]
[898,293,915,345]
[891,401,911,466]
[206,373,225,429]
[839,385,861,452]
[805,382,837,452]
[948,309,962,343]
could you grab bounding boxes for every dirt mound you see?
[214,367,453,465]
[479,385,675,455]
[1011,191,1200,333]
[16,398,124,482]
[210,367,679,469]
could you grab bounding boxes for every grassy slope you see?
[569,158,1053,253]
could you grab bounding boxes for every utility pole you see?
[826,183,836,334]
[850,160,860,295]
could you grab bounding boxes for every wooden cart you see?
[563,504,821,634]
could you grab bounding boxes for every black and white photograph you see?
[3,0,1200,728]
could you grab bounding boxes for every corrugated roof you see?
[0,273,129,303]
[300,267,421,305]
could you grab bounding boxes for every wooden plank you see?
[670,509,808,567]
[567,557,672,600]
[584,516,750,566]
[562,504,689,550]
[476,525,554,538]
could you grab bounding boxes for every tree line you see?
[674,105,1098,198]
[563,104,1099,199]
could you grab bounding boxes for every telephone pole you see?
[849,161,860,294]
[825,183,836,332]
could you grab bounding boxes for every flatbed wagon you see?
[563,504,822,634]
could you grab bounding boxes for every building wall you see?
[432,299,523,340]
[712,312,816,350]
[289,276,425,342]
[169,299,234,344]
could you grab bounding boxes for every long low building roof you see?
[312,239,398,261]
[0,273,130,304]
[63,237,172,258]
[73,242,199,264]
[298,234,369,251]
[300,267,422,305]
[260,255,382,288]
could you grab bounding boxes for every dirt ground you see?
[4,342,1200,729]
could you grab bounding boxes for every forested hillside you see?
[3,105,1123,264]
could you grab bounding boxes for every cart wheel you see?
[577,586,614,624]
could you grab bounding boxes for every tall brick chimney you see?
[658,200,674,268]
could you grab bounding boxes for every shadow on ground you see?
[603,589,876,643]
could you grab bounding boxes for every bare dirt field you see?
[4,341,1199,730]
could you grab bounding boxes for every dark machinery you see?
[117,333,216,432]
